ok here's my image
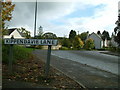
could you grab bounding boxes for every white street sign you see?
[4,39,58,46]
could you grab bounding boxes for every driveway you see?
[33,50,119,88]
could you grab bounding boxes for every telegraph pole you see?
[34,0,37,38]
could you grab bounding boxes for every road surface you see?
[51,50,119,75]
[33,50,119,88]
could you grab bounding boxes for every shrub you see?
[85,38,95,50]
[117,47,120,53]
[14,45,33,62]
[61,38,71,48]
[59,46,69,50]
[107,47,120,53]
[73,36,84,49]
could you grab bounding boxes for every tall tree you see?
[79,32,89,42]
[69,30,76,42]
[18,27,31,39]
[97,30,101,35]
[114,15,120,47]
[97,30,102,37]
[2,1,15,35]
[61,37,71,48]
[102,30,110,41]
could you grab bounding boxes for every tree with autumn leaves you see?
[68,30,84,49]
[85,38,95,50]
[2,1,15,35]
[73,36,84,49]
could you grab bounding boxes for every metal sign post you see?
[45,45,51,77]
[9,44,13,73]
[8,36,14,73]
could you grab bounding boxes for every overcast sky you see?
[6,0,118,37]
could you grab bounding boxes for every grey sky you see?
[7,2,75,37]
[6,0,118,37]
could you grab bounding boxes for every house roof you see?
[8,28,17,35]
[8,28,25,37]
[88,32,103,41]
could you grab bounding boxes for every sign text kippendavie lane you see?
[4,39,58,46]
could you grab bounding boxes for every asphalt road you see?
[33,50,119,88]
[51,50,119,75]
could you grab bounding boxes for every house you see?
[87,32,104,49]
[3,28,25,39]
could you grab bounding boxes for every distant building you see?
[87,32,110,49]
[87,32,103,49]
[3,28,25,39]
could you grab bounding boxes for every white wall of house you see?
[3,29,25,39]
[104,39,110,47]
[101,41,103,48]
[104,39,107,47]
[88,33,103,49]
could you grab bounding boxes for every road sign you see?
[4,39,58,46]
[4,38,58,77]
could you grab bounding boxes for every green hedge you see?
[106,47,120,53]
[2,44,9,63]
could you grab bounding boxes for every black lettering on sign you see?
[43,40,47,44]
[47,40,51,45]
[52,40,54,44]
[24,39,28,44]
[40,40,42,44]
[19,39,24,44]
[31,40,36,44]
[36,40,39,44]
[41,40,44,44]
[27,39,30,44]
[6,39,10,44]
[11,39,14,44]
[4,39,58,45]
[13,39,17,43]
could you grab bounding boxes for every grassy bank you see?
[2,43,33,64]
